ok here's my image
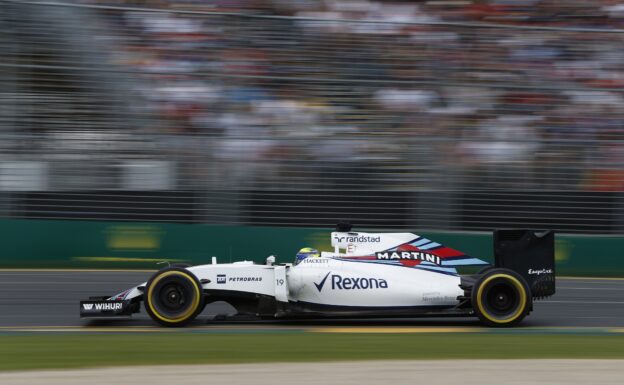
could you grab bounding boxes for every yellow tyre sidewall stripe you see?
[146,271,201,324]
[476,273,528,324]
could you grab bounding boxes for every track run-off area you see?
[2,360,624,385]
[0,270,623,331]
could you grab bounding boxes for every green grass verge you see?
[1,333,624,371]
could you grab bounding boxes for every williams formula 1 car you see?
[80,224,555,327]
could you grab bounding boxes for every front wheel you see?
[471,268,531,327]
[144,267,204,327]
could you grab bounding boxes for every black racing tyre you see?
[144,267,204,327]
[471,268,531,327]
[168,264,207,314]
[476,265,495,275]
[170,263,191,269]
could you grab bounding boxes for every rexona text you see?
[332,275,388,290]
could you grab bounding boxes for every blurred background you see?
[2,0,624,235]
[2,3,624,375]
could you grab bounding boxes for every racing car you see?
[80,224,555,327]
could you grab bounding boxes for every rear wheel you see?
[471,268,531,327]
[144,267,204,327]
[476,265,495,275]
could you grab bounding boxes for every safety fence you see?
[1,1,624,234]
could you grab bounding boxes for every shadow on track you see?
[84,316,483,328]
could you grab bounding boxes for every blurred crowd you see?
[8,0,624,190]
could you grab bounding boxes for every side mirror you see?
[266,255,276,266]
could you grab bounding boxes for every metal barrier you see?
[1,1,624,233]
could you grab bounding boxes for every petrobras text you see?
[228,276,262,282]
[375,251,441,266]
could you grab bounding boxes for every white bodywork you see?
[115,231,480,312]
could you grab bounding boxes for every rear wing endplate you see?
[494,230,556,298]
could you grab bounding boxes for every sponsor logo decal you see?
[314,272,331,291]
[376,251,441,266]
[95,303,123,311]
[217,274,226,284]
[422,292,455,302]
[228,276,262,282]
[333,235,381,243]
[302,258,329,264]
[314,272,388,291]
[528,268,553,276]
[83,302,123,311]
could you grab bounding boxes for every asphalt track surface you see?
[0,270,623,328]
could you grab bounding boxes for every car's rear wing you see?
[494,229,555,298]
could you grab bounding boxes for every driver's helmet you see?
[294,247,320,265]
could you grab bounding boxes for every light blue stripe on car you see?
[418,242,441,250]
[415,266,458,275]
[411,238,431,247]
[441,258,490,266]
